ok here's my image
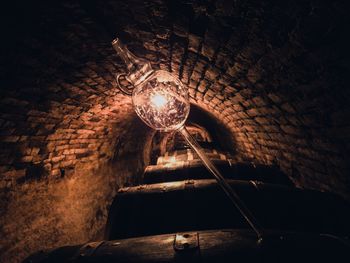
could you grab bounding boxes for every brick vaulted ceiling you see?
[0,0,350,262]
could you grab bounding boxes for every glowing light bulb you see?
[132,70,190,131]
[168,156,176,163]
[112,38,190,131]
[151,93,167,109]
[164,156,177,167]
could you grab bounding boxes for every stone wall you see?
[104,0,350,196]
[0,0,350,262]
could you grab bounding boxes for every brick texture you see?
[1,0,350,262]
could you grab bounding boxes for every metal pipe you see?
[178,126,263,239]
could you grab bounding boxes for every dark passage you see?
[1,0,350,262]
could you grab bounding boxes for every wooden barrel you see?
[105,179,350,241]
[24,229,350,263]
[143,160,293,186]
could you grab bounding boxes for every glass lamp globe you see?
[112,38,190,131]
[132,70,190,131]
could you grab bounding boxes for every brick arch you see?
[1,0,350,262]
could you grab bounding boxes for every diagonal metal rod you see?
[178,126,263,239]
